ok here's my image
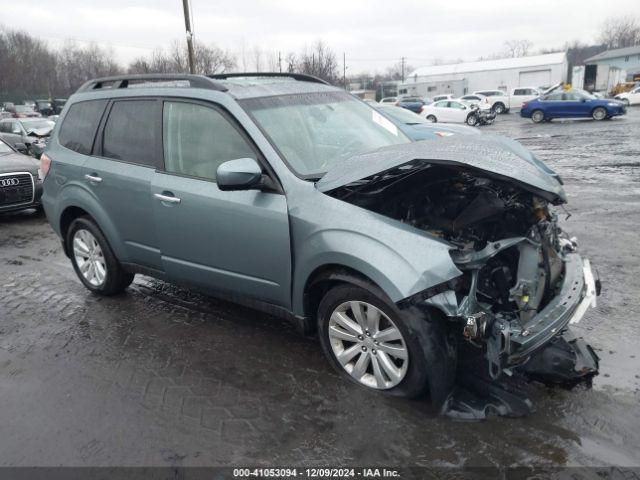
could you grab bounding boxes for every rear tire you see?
[67,216,134,295]
[492,102,505,114]
[592,107,607,121]
[317,283,456,402]
[531,110,545,123]
[426,115,437,123]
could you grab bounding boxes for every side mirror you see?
[217,158,264,191]
[14,142,28,154]
[580,98,586,102]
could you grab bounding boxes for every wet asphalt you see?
[0,108,639,468]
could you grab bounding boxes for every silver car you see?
[41,73,599,415]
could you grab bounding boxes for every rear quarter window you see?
[58,100,107,155]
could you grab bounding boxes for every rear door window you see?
[102,100,160,167]
[59,100,107,155]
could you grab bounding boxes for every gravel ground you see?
[0,108,639,468]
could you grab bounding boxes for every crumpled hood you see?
[0,152,39,175]
[26,127,53,137]
[316,135,567,203]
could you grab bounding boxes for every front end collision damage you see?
[405,224,600,419]
[316,138,601,418]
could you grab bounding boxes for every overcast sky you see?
[2,0,636,74]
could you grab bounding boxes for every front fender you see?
[291,227,462,316]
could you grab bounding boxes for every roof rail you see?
[208,72,330,85]
[76,74,228,93]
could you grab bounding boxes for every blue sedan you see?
[520,90,626,123]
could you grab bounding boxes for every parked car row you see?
[0,98,67,118]
[381,84,631,124]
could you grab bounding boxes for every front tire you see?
[531,110,545,123]
[466,114,478,126]
[592,107,607,121]
[426,115,437,123]
[67,216,134,295]
[317,284,455,401]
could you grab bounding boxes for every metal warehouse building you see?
[400,52,568,98]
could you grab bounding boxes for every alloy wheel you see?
[532,110,544,123]
[73,229,107,287]
[592,108,606,120]
[328,301,409,389]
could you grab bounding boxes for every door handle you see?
[84,174,102,183]
[154,193,181,204]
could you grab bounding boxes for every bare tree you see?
[128,40,235,75]
[503,39,533,58]
[599,16,640,49]
[297,40,339,84]
[385,60,414,80]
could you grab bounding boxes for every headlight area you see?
[412,225,600,384]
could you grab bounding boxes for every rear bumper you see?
[505,253,598,364]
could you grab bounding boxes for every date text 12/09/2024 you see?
[233,468,401,478]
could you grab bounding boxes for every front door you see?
[152,100,292,308]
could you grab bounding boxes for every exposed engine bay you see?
[327,160,600,411]
[327,161,566,320]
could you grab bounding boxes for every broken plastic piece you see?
[519,330,599,385]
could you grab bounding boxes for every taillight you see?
[419,105,425,113]
[395,101,400,106]
[40,153,52,180]
[522,102,528,109]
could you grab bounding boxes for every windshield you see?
[0,139,13,154]
[378,105,428,125]
[21,119,55,131]
[243,91,410,178]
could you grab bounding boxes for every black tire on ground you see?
[622,98,630,106]
[317,283,457,403]
[492,102,505,114]
[466,114,478,126]
[531,110,545,123]
[426,115,437,123]
[592,107,607,121]
[66,216,134,295]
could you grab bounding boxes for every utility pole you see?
[278,51,282,73]
[401,56,406,83]
[343,52,346,90]
[182,0,196,74]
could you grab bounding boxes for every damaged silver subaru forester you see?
[43,73,600,418]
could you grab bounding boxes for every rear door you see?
[85,98,163,270]
[540,92,564,117]
[152,99,292,307]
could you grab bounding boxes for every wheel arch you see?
[302,264,387,321]
[55,186,127,262]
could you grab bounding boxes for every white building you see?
[400,52,568,98]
